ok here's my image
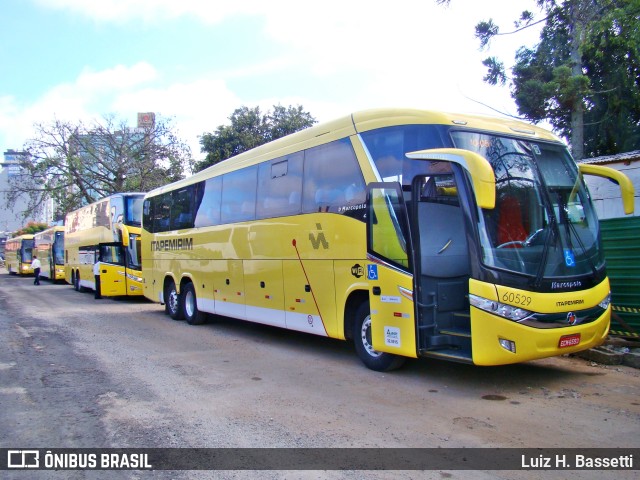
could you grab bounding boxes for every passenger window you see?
[143,200,153,232]
[151,194,172,233]
[221,166,258,224]
[194,177,222,227]
[302,138,366,214]
[257,153,303,219]
[171,186,194,230]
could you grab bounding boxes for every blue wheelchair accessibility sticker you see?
[367,264,378,280]
[564,249,576,267]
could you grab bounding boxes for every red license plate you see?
[559,333,581,348]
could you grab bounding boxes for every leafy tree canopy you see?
[195,104,317,172]
[6,115,192,222]
[442,0,640,159]
[13,221,49,237]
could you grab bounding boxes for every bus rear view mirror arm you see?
[578,163,635,215]
[406,148,496,209]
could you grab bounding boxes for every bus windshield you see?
[451,132,603,279]
[22,239,35,262]
[54,232,65,265]
[125,196,143,227]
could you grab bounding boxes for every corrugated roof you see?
[580,150,640,164]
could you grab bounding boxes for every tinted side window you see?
[302,138,366,214]
[143,199,153,232]
[257,152,303,219]
[221,166,258,224]
[360,124,448,185]
[171,186,194,230]
[195,177,222,227]
[152,193,172,233]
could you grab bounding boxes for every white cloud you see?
[1,63,161,150]
[76,63,157,91]
[9,0,548,160]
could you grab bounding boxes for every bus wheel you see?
[182,282,207,325]
[353,302,405,372]
[74,271,80,291]
[165,281,184,320]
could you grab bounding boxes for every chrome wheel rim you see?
[360,315,382,358]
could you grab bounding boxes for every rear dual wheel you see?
[165,280,206,325]
[182,282,207,325]
[164,281,183,320]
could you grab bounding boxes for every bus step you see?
[438,327,471,338]
[423,348,473,364]
[451,311,470,319]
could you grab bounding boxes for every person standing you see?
[93,258,102,299]
[32,255,42,285]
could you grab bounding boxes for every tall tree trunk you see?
[569,0,587,160]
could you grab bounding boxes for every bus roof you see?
[34,225,65,239]
[8,234,34,241]
[146,108,563,197]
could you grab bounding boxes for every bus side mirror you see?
[578,163,635,215]
[406,148,496,209]
[116,224,131,247]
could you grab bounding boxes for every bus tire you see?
[182,282,206,325]
[74,271,80,291]
[353,302,405,372]
[165,280,184,320]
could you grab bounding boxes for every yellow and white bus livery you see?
[5,234,35,276]
[65,192,144,297]
[141,109,634,371]
[34,226,65,281]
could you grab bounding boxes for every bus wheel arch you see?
[181,280,207,325]
[163,276,184,320]
[352,300,406,372]
[344,290,369,341]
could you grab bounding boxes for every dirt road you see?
[1,271,638,479]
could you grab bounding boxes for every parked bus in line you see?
[34,226,65,282]
[65,193,145,297]
[141,108,634,371]
[5,234,35,275]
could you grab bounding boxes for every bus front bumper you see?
[470,306,610,366]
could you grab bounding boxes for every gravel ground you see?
[1,271,639,479]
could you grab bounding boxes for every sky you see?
[0,0,545,164]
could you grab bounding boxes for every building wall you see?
[581,155,640,220]
[0,150,50,235]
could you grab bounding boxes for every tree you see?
[13,221,48,237]
[196,104,317,172]
[442,0,640,159]
[6,115,192,221]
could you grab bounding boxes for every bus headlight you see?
[469,294,533,321]
[598,292,611,310]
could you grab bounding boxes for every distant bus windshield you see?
[126,196,143,227]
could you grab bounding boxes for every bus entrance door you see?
[98,242,127,296]
[366,183,418,358]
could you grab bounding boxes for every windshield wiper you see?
[566,211,598,277]
[532,205,558,289]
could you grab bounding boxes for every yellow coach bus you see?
[65,192,144,296]
[141,108,634,371]
[34,226,65,281]
[5,234,35,275]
